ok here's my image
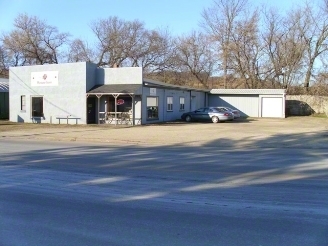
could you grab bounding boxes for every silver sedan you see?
[217,107,241,119]
[181,107,234,123]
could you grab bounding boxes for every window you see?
[179,97,185,110]
[147,97,158,119]
[167,96,173,111]
[21,95,26,111]
[31,96,43,117]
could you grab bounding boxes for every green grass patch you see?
[312,113,327,118]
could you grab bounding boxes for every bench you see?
[122,117,142,125]
[56,116,80,124]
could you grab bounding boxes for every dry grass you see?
[311,113,327,118]
[0,120,89,132]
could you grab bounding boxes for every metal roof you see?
[143,78,210,92]
[210,89,286,95]
[0,78,9,92]
[87,84,142,95]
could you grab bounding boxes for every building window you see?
[21,95,26,111]
[147,97,158,119]
[167,96,173,111]
[31,96,43,117]
[180,97,185,110]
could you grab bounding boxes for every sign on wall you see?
[117,99,125,105]
[150,88,156,96]
[31,71,58,86]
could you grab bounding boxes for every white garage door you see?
[262,97,283,117]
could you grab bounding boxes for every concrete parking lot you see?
[0,117,327,148]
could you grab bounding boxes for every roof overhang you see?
[87,84,142,96]
[143,78,210,92]
[210,89,286,95]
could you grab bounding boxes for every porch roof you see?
[87,84,142,95]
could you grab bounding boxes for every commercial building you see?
[9,62,286,125]
[9,62,208,125]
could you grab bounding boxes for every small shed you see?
[209,89,286,118]
[0,78,9,119]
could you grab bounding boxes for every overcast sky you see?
[0,0,308,43]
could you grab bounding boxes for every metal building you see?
[209,89,286,118]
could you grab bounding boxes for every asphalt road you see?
[1,140,328,246]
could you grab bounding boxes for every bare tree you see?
[91,16,147,67]
[298,1,328,88]
[173,31,216,88]
[67,39,95,63]
[129,28,174,74]
[2,13,70,65]
[202,0,248,88]
[0,45,9,77]
[229,9,263,88]
[261,7,306,88]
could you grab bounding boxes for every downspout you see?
[97,96,100,124]
[132,94,135,125]
[190,90,192,111]
[163,88,165,122]
[205,91,207,107]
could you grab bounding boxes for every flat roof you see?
[210,89,286,95]
[87,84,142,95]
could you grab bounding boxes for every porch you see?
[86,84,142,125]
[98,111,141,125]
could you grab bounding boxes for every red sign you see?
[117,99,125,105]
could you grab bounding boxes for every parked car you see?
[217,107,241,119]
[181,107,234,123]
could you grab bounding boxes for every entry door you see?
[87,97,96,124]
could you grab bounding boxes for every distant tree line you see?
[1,0,328,95]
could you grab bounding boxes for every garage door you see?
[261,97,283,117]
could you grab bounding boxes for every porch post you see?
[96,94,102,124]
[131,94,135,126]
[128,94,135,126]
[113,94,119,125]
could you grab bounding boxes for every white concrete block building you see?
[9,62,208,125]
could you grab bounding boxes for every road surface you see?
[1,140,328,246]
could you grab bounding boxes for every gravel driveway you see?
[0,117,327,148]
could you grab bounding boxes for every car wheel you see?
[185,115,192,122]
[212,116,219,123]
